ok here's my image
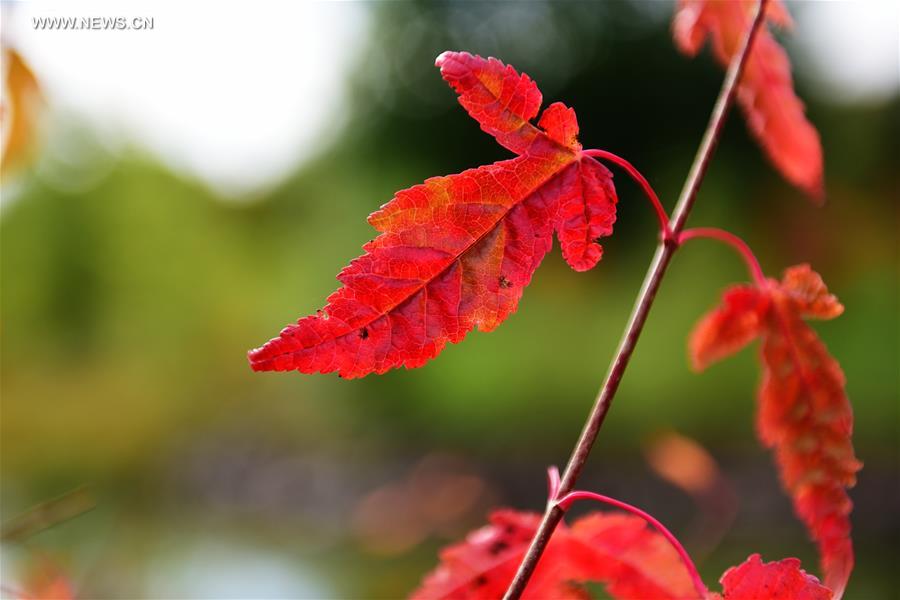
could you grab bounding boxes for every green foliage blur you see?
[2,2,897,598]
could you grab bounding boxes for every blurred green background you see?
[2,2,897,598]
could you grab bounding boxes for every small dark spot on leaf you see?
[359,327,369,340]
[473,575,488,588]
[488,540,509,555]
[498,275,512,289]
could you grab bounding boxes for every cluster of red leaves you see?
[249,51,617,378]
[249,5,855,596]
[413,510,831,600]
[673,0,824,200]
[690,264,860,597]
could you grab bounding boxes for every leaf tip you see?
[247,331,300,373]
[247,343,273,372]
[434,50,455,68]
[808,180,826,205]
[687,351,709,374]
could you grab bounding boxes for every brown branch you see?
[1,486,95,542]
[502,1,770,597]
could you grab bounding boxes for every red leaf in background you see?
[689,265,860,597]
[718,554,832,600]
[673,0,824,200]
[411,510,698,600]
[250,52,617,378]
[18,577,74,600]
[16,559,75,600]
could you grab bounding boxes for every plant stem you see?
[679,227,767,286]
[582,149,671,236]
[502,1,769,597]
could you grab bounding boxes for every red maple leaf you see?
[249,52,617,378]
[413,509,834,599]
[716,554,832,600]
[690,264,860,597]
[673,0,824,200]
[411,510,698,600]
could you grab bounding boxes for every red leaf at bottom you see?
[411,510,698,600]
[718,554,831,600]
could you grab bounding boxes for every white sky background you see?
[2,0,370,197]
[793,0,899,104]
[1,0,898,197]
